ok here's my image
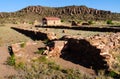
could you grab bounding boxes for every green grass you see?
[15,62,25,69]
[20,42,26,48]
[107,71,120,78]
[38,56,47,62]
[40,28,104,38]
[7,56,92,79]
[47,62,61,71]
[34,48,46,54]
[0,26,31,46]
[6,55,16,66]
[7,55,120,79]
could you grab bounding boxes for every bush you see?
[106,20,113,24]
[43,39,49,44]
[107,70,120,78]
[13,22,18,24]
[29,22,33,24]
[15,62,25,69]
[20,42,25,48]
[38,56,47,62]
[6,55,15,66]
[48,62,61,71]
[77,20,82,24]
[61,19,64,22]
[88,20,94,25]
[34,48,46,54]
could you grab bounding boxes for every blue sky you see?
[0,0,120,13]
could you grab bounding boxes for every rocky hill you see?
[0,5,120,23]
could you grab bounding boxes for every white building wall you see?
[47,20,61,26]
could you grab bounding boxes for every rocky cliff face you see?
[0,5,120,23]
[20,6,111,15]
[19,5,118,20]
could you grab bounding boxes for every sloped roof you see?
[43,17,60,20]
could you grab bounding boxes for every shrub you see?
[6,55,15,66]
[88,20,94,25]
[38,56,47,62]
[20,42,25,48]
[15,62,25,69]
[106,20,113,24]
[107,71,120,78]
[43,39,49,44]
[29,22,33,24]
[61,19,64,22]
[34,48,46,54]
[77,20,82,24]
[48,62,61,71]
[13,22,18,24]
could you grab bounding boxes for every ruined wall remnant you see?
[11,27,57,41]
[43,41,67,57]
[60,38,109,70]
[45,33,120,70]
[9,27,120,71]
[9,41,45,63]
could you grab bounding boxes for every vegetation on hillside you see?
[0,5,120,24]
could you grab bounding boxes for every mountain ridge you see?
[0,5,120,24]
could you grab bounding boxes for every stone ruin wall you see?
[9,27,120,70]
[44,33,120,70]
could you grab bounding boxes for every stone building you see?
[42,17,61,26]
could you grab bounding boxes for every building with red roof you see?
[42,17,61,26]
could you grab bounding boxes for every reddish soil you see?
[51,58,96,75]
[0,41,95,78]
[0,46,17,79]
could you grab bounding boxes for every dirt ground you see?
[0,46,17,79]
[51,58,96,75]
[0,24,107,78]
[0,43,95,78]
[0,24,33,78]
[0,41,45,78]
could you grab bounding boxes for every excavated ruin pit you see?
[60,38,109,71]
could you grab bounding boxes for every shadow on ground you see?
[60,38,109,73]
[36,25,120,32]
[11,27,48,40]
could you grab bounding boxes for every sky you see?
[0,0,120,13]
